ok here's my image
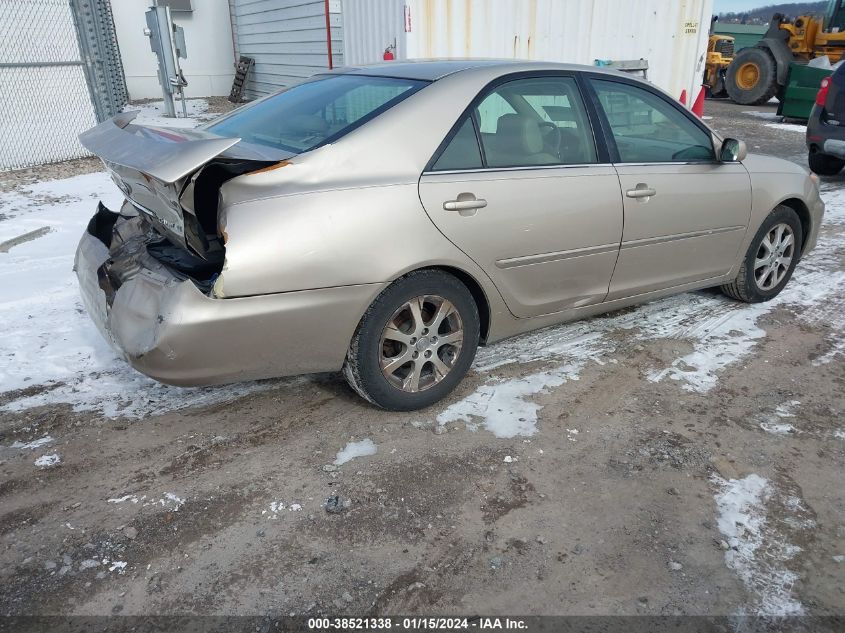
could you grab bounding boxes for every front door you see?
[588,78,752,300]
[418,75,624,318]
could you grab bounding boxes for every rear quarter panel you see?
[215,184,513,331]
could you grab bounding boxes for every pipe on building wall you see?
[227,0,240,63]
[324,0,334,69]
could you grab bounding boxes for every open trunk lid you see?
[79,111,280,258]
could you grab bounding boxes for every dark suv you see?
[807,62,845,175]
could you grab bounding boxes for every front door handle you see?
[625,184,657,199]
[443,194,487,211]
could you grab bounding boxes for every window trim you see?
[581,73,719,165]
[424,70,610,173]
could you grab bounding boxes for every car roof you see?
[324,58,616,82]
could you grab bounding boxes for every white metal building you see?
[111,0,237,99]
[110,0,713,107]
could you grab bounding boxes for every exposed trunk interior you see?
[94,158,273,296]
[137,158,272,293]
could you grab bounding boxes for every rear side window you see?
[207,75,427,154]
[432,119,483,171]
[591,79,715,163]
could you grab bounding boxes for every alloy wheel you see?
[378,295,464,393]
[754,222,795,291]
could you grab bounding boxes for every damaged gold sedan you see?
[76,60,824,410]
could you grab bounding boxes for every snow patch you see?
[648,305,769,391]
[11,435,53,449]
[34,453,60,468]
[775,400,800,418]
[743,110,781,121]
[123,99,213,129]
[759,421,796,435]
[107,494,144,504]
[334,438,377,465]
[437,362,583,438]
[263,500,303,518]
[765,122,806,133]
[711,474,804,615]
[108,561,127,573]
[159,493,185,511]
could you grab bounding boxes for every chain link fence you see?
[0,0,127,171]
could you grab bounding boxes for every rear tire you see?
[343,270,480,411]
[721,205,802,303]
[726,47,779,105]
[808,150,845,175]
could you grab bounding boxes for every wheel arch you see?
[777,197,812,251]
[414,265,492,343]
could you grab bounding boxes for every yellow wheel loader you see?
[725,1,845,105]
[705,32,736,97]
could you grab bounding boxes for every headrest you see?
[496,113,543,155]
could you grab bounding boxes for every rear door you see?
[418,74,623,318]
[587,77,752,300]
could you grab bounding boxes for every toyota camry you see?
[75,59,824,410]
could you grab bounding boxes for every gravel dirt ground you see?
[0,98,843,622]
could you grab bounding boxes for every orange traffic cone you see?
[679,89,687,106]
[692,86,705,117]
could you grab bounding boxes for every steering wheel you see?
[539,122,562,158]
[671,145,711,161]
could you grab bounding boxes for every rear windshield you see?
[207,74,427,154]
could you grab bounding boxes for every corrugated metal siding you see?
[342,0,713,106]
[342,0,405,65]
[232,0,343,99]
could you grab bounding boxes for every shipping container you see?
[342,0,714,107]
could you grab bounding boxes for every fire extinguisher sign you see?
[404,5,412,32]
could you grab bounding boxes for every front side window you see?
[207,75,427,155]
[591,79,715,163]
[430,75,597,171]
[476,77,597,167]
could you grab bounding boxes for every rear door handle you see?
[625,184,657,199]
[443,196,487,211]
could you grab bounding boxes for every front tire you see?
[721,205,803,303]
[808,150,845,176]
[343,270,480,411]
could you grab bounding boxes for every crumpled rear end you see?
[73,202,384,386]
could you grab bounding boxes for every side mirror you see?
[719,138,747,162]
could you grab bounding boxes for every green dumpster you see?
[777,62,833,120]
